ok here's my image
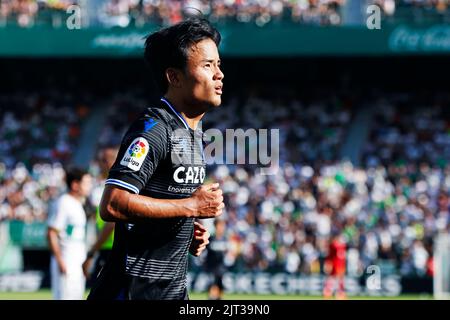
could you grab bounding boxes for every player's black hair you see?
[144,18,221,95]
[98,143,120,152]
[65,166,88,190]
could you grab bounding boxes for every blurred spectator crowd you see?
[1,86,449,278]
[187,90,450,278]
[374,0,449,15]
[373,0,449,24]
[0,0,347,28]
[0,90,88,168]
[1,0,449,29]
[0,0,78,27]
[95,0,345,27]
[0,89,89,222]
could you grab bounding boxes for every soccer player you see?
[47,167,93,300]
[82,146,119,282]
[87,17,225,300]
[205,219,228,300]
[323,230,347,299]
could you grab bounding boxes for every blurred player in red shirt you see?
[323,231,347,299]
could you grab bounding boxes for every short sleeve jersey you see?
[93,98,206,300]
[47,193,87,256]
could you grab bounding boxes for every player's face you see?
[99,148,118,173]
[216,220,225,236]
[182,38,224,109]
[78,174,93,198]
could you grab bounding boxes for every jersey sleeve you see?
[105,115,169,194]
[47,197,67,232]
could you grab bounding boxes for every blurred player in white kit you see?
[47,167,93,300]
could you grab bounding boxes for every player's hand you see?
[189,222,210,257]
[58,261,67,275]
[82,257,93,279]
[189,183,224,218]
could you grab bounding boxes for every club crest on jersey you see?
[120,137,149,171]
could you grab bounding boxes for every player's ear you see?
[165,68,183,88]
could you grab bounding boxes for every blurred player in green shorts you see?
[83,146,119,282]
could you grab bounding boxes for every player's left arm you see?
[82,222,115,278]
[189,221,210,257]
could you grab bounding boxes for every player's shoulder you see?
[142,105,173,124]
[56,193,75,210]
[124,106,173,139]
[131,106,175,130]
[61,193,78,202]
[57,193,70,203]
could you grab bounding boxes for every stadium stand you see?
[2,0,449,29]
[0,90,88,168]
[1,82,448,279]
[0,0,347,28]
[0,0,449,297]
[375,0,450,24]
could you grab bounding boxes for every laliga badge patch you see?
[120,137,149,171]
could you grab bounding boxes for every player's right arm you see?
[100,114,223,223]
[100,182,224,222]
[47,227,67,274]
[47,198,68,274]
[82,221,115,278]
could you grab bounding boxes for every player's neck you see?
[163,94,205,130]
[68,190,83,202]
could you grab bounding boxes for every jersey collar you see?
[160,97,190,130]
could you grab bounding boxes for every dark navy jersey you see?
[205,235,227,275]
[88,98,205,300]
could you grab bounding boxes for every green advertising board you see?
[8,220,48,249]
[0,23,449,57]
